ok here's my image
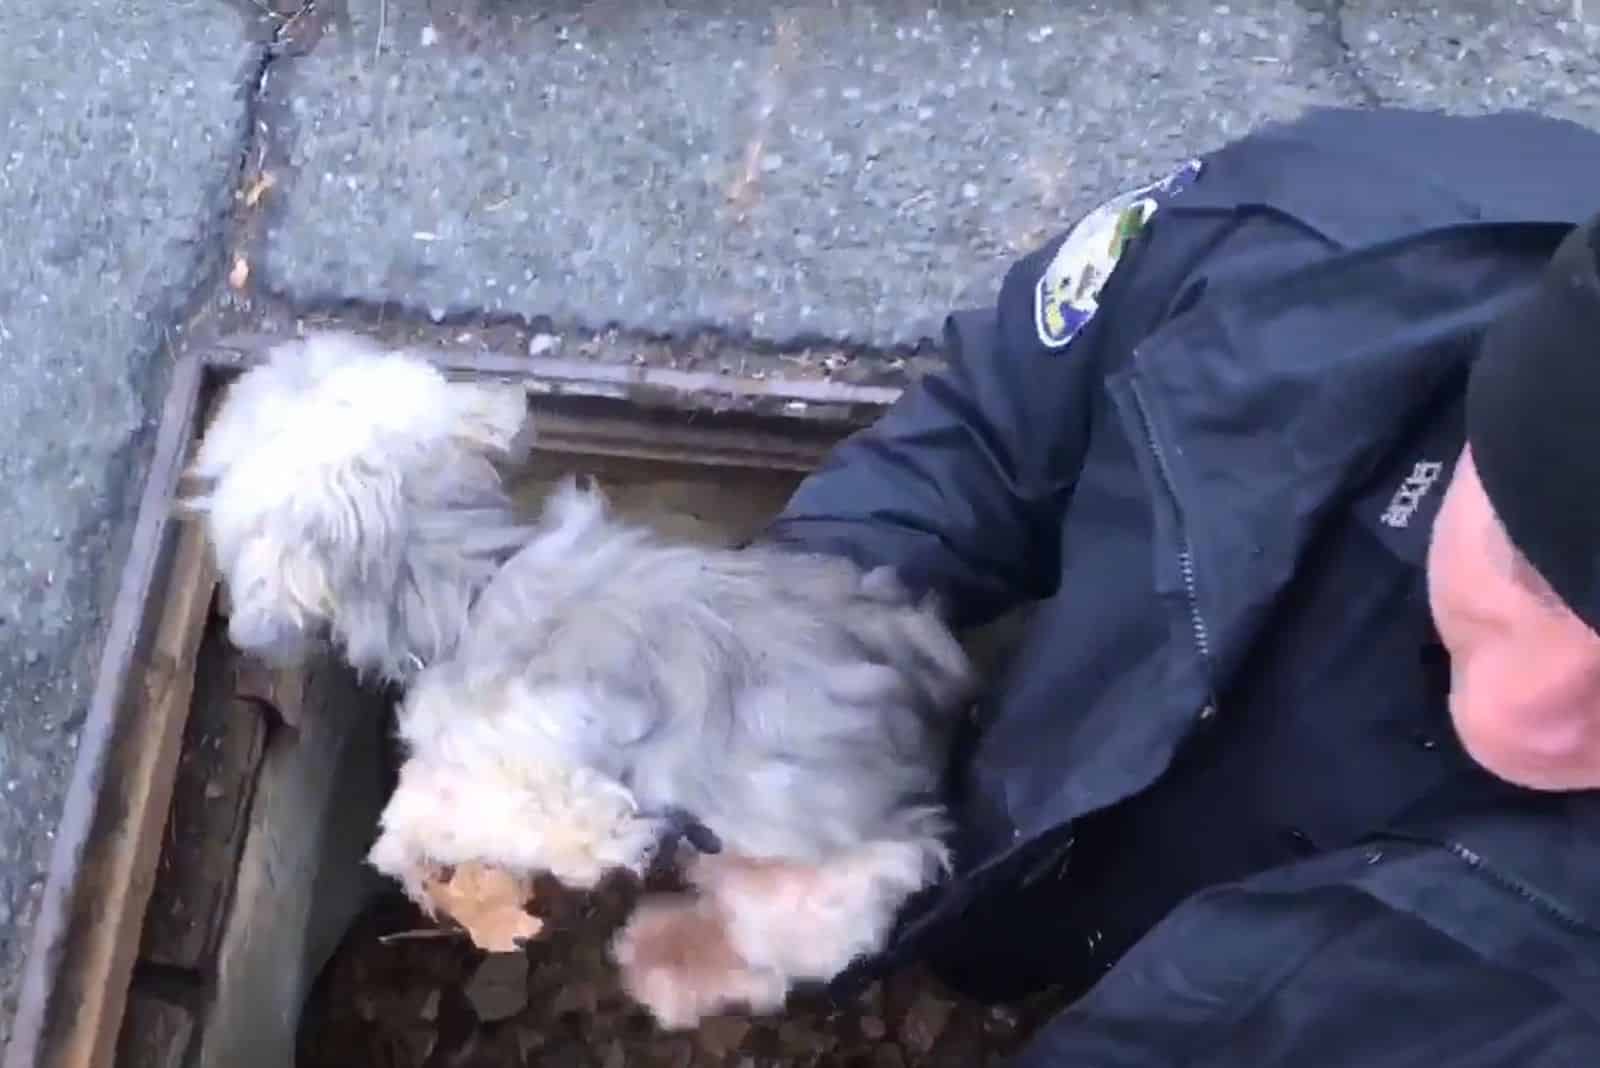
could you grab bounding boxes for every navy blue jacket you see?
[763,108,1600,1065]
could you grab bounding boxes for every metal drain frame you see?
[5,338,903,1068]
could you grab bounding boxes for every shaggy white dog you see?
[189,333,978,1029]
[366,477,976,1029]
[186,332,534,685]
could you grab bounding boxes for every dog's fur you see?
[186,332,534,685]
[613,843,947,1029]
[189,333,978,1029]
[368,478,977,1026]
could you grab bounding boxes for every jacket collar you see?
[1114,223,1559,691]
[1115,218,1600,933]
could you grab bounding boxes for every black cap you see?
[1467,212,1600,633]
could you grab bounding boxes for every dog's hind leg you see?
[611,840,943,1030]
[610,892,788,1030]
[686,841,939,985]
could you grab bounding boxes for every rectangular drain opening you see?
[7,344,906,1068]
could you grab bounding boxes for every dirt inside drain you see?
[289,452,1054,1067]
[48,363,1055,1068]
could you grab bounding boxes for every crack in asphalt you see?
[1329,0,1386,107]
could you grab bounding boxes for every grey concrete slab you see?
[1343,0,1600,127]
[258,0,1365,349]
[0,0,259,1044]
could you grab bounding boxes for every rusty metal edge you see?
[5,352,208,1068]
[6,340,902,1067]
[200,332,906,417]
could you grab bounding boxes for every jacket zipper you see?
[1375,830,1597,935]
[1126,374,1217,690]
[1442,840,1594,933]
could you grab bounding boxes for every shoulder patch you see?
[1035,158,1203,351]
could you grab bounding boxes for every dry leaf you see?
[514,1026,547,1062]
[547,977,602,1020]
[779,1020,834,1055]
[659,1039,694,1068]
[464,952,529,1022]
[242,171,277,207]
[228,255,250,289]
[395,1027,437,1066]
[697,1015,751,1058]
[872,1046,907,1068]
[421,862,543,952]
[898,990,955,1056]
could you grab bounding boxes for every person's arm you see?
[760,243,1103,632]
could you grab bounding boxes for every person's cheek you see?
[1448,652,1540,785]
[1449,652,1600,791]
[1448,663,1500,766]
[1425,502,1473,648]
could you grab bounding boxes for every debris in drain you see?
[897,989,956,1056]
[464,952,530,1022]
[291,465,1062,1065]
[298,879,1064,1068]
[241,170,277,208]
[419,861,543,953]
[379,928,467,945]
[696,1014,751,1057]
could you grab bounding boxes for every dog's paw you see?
[610,893,788,1031]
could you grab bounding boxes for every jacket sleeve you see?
[759,242,1106,631]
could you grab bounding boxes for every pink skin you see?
[1427,446,1600,791]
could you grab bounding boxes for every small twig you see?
[375,0,387,64]
[378,927,465,945]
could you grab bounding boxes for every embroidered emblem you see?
[1034,158,1203,350]
[1380,460,1446,529]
